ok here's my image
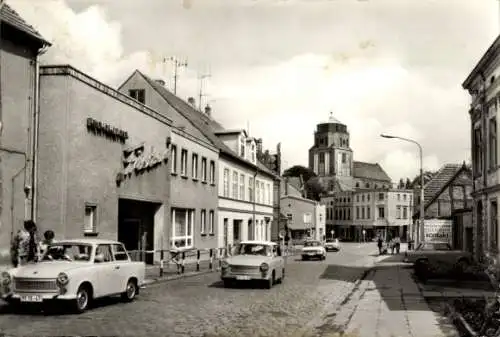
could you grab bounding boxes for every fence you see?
[128,245,302,279]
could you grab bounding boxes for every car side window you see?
[95,244,114,263]
[113,244,129,261]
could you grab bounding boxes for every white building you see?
[215,130,275,249]
[314,204,326,241]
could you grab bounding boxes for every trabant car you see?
[404,241,472,273]
[301,240,327,260]
[220,240,285,289]
[0,239,146,313]
[324,238,340,252]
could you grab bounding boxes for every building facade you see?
[0,5,50,260]
[463,36,500,262]
[118,70,219,250]
[38,65,173,264]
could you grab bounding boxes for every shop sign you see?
[86,117,129,143]
[424,219,452,244]
[117,144,169,183]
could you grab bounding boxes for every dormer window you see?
[251,143,256,162]
[240,136,246,157]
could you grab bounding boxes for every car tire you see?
[302,256,308,261]
[223,280,232,288]
[121,278,138,302]
[73,284,91,314]
[266,271,275,289]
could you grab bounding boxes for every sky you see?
[8,0,500,182]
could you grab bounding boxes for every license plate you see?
[308,252,315,255]
[20,295,42,303]
[236,276,251,280]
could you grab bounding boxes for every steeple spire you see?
[328,112,341,124]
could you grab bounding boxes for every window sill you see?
[210,183,216,186]
[201,180,207,184]
[209,233,215,236]
[201,233,207,237]
[84,232,99,237]
[193,178,199,182]
[171,172,178,176]
[181,175,188,180]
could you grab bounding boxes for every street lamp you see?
[380,134,425,246]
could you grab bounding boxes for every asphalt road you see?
[0,242,379,337]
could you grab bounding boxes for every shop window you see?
[201,157,207,182]
[84,204,97,235]
[129,89,145,104]
[171,208,194,249]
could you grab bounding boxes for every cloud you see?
[8,0,495,182]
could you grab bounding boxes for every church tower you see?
[308,113,353,183]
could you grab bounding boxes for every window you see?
[209,160,215,184]
[171,208,194,249]
[361,207,365,219]
[248,220,253,240]
[200,210,207,234]
[403,194,407,201]
[128,89,145,104]
[192,153,198,179]
[223,168,230,197]
[261,182,265,203]
[366,206,370,219]
[490,118,497,169]
[490,199,498,251]
[362,195,365,202]
[396,206,401,219]
[112,244,129,261]
[180,149,188,176]
[201,157,207,182]
[355,182,360,188]
[233,220,241,241]
[403,206,408,219]
[84,204,97,234]
[378,207,385,219]
[240,136,246,157]
[378,193,384,201]
[95,244,113,262]
[367,194,370,202]
[474,127,483,174]
[251,144,256,162]
[239,174,245,200]
[365,183,370,188]
[356,206,360,219]
[397,194,401,201]
[267,183,271,205]
[256,181,260,203]
[171,145,177,173]
[249,177,254,201]
[209,210,214,234]
[232,171,238,199]
[356,195,360,202]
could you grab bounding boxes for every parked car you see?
[220,240,285,289]
[301,240,327,260]
[0,239,146,313]
[324,238,340,252]
[404,241,472,274]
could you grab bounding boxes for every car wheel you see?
[302,256,308,261]
[266,271,275,289]
[281,268,285,282]
[73,284,91,314]
[223,280,232,288]
[121,278,138,302]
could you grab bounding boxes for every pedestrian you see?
[390,238,395,255]
[395,236,401,254]
[377,236,383,255]
[39,230,55,259]
[10,220,39,267]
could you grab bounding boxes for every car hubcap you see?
[77,290,88,309]
[127,283,135,298]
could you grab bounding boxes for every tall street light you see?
[380,134,425,246]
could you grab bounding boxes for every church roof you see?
[353,161,392,182]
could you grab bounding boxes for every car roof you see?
[239,240,277,246]
[421,241,449,244]
[51,238,121,245]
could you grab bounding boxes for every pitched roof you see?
[353,161,391,182]
[1,3,51,46]
[422,163,465,205]
[132,70,277,178]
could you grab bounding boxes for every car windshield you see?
[235,244,271,256]
[41,243,93,262]
[304,241,321,247]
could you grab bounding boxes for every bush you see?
[453,298,487,332]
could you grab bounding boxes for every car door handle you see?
[115,266,120,270]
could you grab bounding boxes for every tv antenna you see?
[164,56,188,95]
[198,68,212,110]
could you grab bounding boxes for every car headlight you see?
[1,271,11,286]
[260,263,269,272]
[56,272,69,286]
[221,261,229,269]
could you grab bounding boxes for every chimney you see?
[205,104,212,116]
[155,79,166,86]
[256,138,263,155]
[187,97,196,108]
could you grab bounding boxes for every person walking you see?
[377,236,383,255]
[10,220,39,267]
[395,236,401,254]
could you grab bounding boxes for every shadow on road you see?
[208,280,272,290]
[319,265,370,283]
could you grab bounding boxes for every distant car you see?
[220,241,285,289]
[0,239,146,313]
[324,238,340,252]
[302,240,327,260]
[404,241,472,273]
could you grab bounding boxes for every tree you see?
[304,177,327,201]
[282,165,317,182]
[405,178,412,189]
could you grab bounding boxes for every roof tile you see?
[1,3,50,46]
[423,164,463,204]
[353,161,391,182]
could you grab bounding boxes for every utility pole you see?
[164,56,188,95]
[197,69,211,110]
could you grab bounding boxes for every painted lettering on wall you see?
[116,143,169,185]
[86,117,129,143]
[424,219,453,244]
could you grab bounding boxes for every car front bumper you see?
[325,246,339,251]
[221,269,269,281]
[1,291,77,304]
[302,252,324,258]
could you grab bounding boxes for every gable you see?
[118,72,212,144]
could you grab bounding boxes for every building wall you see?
[315,204,326,240]
[281,196,316,233]
[38,66,172,255]
[0,37,38,257]
[217,156,274,247]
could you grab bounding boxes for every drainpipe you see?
[31,46,48,222]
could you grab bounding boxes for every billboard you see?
[424,219,453,244]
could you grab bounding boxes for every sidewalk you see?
[320,256,460,337]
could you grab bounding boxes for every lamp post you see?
[380,134,425,246]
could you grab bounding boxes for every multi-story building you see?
[462,35,500,262]
[37,65,172,264]
[0,4,51,260]
[119,71,219,251]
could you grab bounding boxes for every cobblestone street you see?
[0,243,378,337]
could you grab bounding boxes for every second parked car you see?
[301,240,327,260]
